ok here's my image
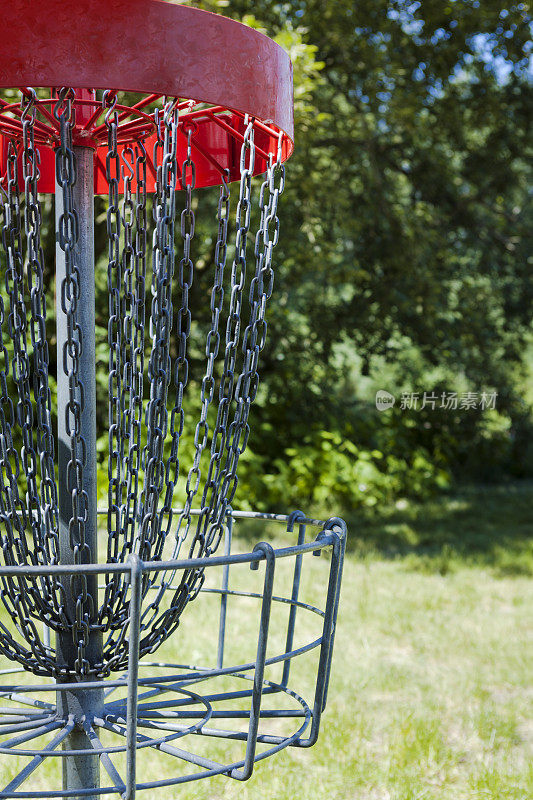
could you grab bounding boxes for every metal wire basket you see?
[0,510,345,798]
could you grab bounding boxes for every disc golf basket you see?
[0,2,346,798]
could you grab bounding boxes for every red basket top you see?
[0,0,294,191]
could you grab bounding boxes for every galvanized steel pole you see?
[55,143,102,799]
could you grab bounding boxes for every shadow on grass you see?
[343,481,533,576]
[232,482,533,576]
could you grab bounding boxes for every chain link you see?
[0,90,65,676]
[54,87,92,676]
[180,165,230,540]
[195,119,257,554]
[22,90,63,619]
[137,98,179,565]
[161,125,196,541]
[101,93,125,633]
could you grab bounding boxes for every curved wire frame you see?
[0,511,346,797]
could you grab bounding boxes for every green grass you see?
[343,481,533,577]
[0,484,531,799]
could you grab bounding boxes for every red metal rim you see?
[0,94,290,192]
[0,1,293,192]
[0,95,157,149]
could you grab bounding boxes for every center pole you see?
[55,141,102,799]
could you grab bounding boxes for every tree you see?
[175,1,532,506]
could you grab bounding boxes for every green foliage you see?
[3,2,532,517]
[194,0,532,513]
[234,426,451,512]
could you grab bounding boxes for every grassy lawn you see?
[344,482,533,577]
[0,483,531,799]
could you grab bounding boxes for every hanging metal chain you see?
[54,87,92,677]
[1,138,32,557]
[178,165,230,544]
[139,163,231,642]
[101,131,149,637]
[160,124,197,542]
[4,125,41,563]
[130,140,148,544]
[21,89,63,619]
[0,100,63,676]
[132,115,197,644]
[137,120,260,656]
[194,119,257,556]
[137,99,180,564]
[0,160,24,543]
[101,92,124,630]
[212,132,285,537]
[121,143,148,565]
[18,91,43,558]
[120,144,142,560]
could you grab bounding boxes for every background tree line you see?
[178,0,532,512]
[2,0,531,516]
